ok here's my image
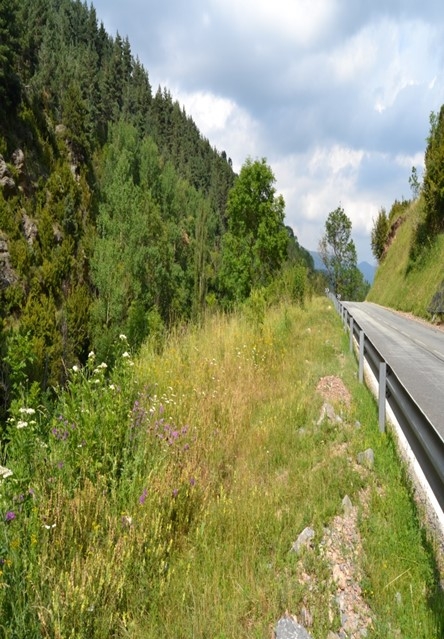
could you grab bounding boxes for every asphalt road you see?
[342,301,444,441]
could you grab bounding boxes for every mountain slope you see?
[367,197,444,317]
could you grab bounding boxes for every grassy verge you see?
[368,197,444,317]
[0,298,442,637]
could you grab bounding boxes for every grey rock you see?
[317,402,342,425]
[11,148,24,172]
[342,494,353,516]
[0,236,18,288]
[354,420,361,429]
[21,213,38,246]
[291,526,315,553]
[357,448,374,469]
[275,616,313,639]
[0,155,15,192]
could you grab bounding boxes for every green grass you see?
[0,299,443,637]
[368,197,444,317]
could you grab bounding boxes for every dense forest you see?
[0,0,314,421]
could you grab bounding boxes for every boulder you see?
[275,616,313,639]
[291,526,315,553]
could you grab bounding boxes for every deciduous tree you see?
[319,206,367,300]
[218,157,288,304]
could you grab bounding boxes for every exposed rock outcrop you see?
[0,235,18,289]
[0,155,16,193]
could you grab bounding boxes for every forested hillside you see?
[0,0,312,421]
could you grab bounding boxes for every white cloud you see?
[91,0,444,263]
[212,0,336,46]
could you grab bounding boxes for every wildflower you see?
[122,351,130,358]
[17,420,28,429]
[43,523,56,530]
[139,488,148,505]
[19,407,35,415]
[109,384,116,390]
[119,334,127,341]
[172,488,179,498]
[72,365,79,372]
[0,466,13,479]
[5,511,16,522]
[88,351,95,359]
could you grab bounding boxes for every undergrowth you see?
[0,299,442,637]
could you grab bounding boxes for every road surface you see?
[342,301,444,441]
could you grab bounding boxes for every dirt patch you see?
[316,375,352,407]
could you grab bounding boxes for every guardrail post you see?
[349,317,354,351]
[359,331,364,383]
[379,362,386,432]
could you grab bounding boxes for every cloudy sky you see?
[91,0,444,263]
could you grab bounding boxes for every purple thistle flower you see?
[139,488,148,505]
[5,511,16,522]
[172,488,178,498]
[189,477,196,487]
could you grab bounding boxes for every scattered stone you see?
[354,421,361,429]
[21,213,38,246]
[291,526,315,553]
[342,495,353,516]
[300,605,313,628]
[275,615,313,639]
[357,448,374,469]
[0,155,15,192]
[317,402,344,426]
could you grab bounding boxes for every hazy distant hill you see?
[309,251,376,284]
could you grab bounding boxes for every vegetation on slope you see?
[0,0,314,421]
[368,196,444,317]
[0,298,442,638]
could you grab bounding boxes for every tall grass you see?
[0,299,442,637]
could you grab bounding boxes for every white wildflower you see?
[122,351,130,358]
[119,334,127,341]
[43,523,56,530]
[19,407,35,415]
[0,465,13,479]
[109,384,116,390]
[72,365,79,372]
[88,351,95,359]
[17,420,28,429]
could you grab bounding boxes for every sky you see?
[91,0,444,264]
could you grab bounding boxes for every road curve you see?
[342,301,444,441]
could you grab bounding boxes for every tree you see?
[218,157,288,304]
[0,0,21,114]
[371,207,389,263]
[319,206,366,300]
[423,106,444,233]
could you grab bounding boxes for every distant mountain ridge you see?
[309,251,376,284]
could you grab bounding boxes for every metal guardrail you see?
[328,292,444,514]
